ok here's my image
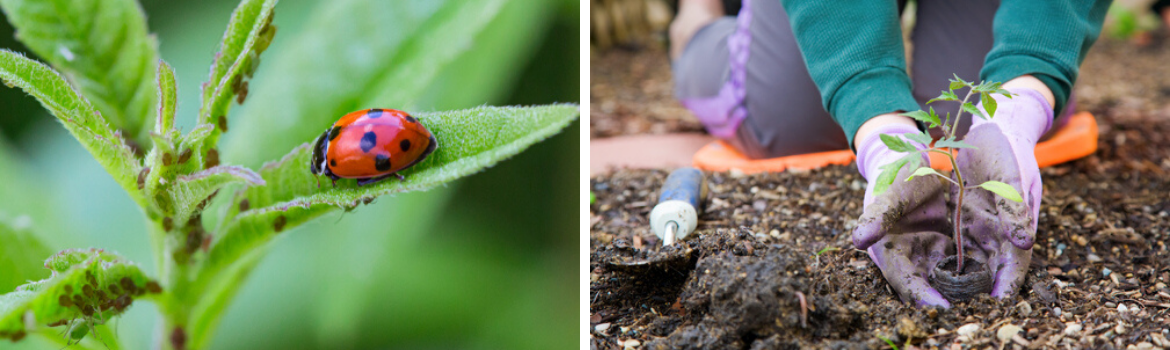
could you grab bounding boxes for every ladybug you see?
[310,108,438,186]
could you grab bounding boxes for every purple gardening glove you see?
[955,88,1050,298]
[853,124,954,308]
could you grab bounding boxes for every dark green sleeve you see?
[980,0,1110,117]
[779,0,921,146]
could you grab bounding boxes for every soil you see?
[590,38,1170,350]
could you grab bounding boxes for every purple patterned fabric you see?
[680,0,753,139]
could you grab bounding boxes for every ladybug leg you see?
[393,173,405,181]
[356,174,394,186]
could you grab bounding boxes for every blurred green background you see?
[0,0,579,349]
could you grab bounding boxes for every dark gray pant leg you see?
[673,0,847,159]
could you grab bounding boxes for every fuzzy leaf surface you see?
[903,131,933,145]
[926,91,959,105]
[900,110,939,129]
[0,249,158,342]
[962,102,986,120]
[168,165,265,227]
[197,0,278,151]
[879,134,917,153]
[978,181,1024,202]
[0,0,158,143]
[872,153,921,195]
[0,50,145,208]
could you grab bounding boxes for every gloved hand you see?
[955,87,1050,298]
[853,123,954,308]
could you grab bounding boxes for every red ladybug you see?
[310,108,438,186]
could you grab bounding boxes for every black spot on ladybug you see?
[328,126,343,141]
[375,154,392,172]
[366,109,384,118]
[405,115,417,123]
[330,159,336,167]
[399,139,411,152]
[274,215,287,232]
[360,132,377,153]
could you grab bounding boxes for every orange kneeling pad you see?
[693,112,1098,173]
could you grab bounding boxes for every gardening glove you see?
[955,88,1050,298]
[853,123,954,308]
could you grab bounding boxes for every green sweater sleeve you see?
[980,0,1110,117]
[779,0,920,145]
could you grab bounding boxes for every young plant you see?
[871,75,1023,273]
[0,0,578,349]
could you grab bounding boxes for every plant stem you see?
[946,87,976,272]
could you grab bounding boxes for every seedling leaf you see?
[900,110,940,128]
[879,134,917,153]
[168,166,265,227]
[0,249,157,342]
[962,102,986,120]
[903,131,933,145]
[872,153,920,195]
[156,60,178,135]
[996,89,1014,98]
[0,50,146,209]
[906,167,945,182]
[934,139,978,150]
[978,181,1024,202]
[981,92,997,119]
[0,0,159,144]
[927,91,959,105]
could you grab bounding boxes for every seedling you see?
[872,74,1024,274]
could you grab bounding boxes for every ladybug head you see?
[309,129,330,176]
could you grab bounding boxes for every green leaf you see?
[981,92,997,119]
[973,81,1002,93]
[978,181,1024,202]
[196,0,279,153]
[934,138,978,150]
[927,90,959,105]
[903,131,933,145]
[996,89,1014,98]
[0,0,159,144]
[879,134,917,153]
[872,153,920,195]
[950,73,971,89]
[194,104,577,310]
[155,60,178,135]
[0,216,51,293]
[0,249,159,342]
[906,167,945,182]
[0,50,146,209]
[228,0,514,167]
[962,102,986,120]
[900,110,940,129]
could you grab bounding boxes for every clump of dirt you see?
[591,111,1170,348]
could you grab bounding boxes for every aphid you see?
[273,215,286,232]
[310,109,437,186]
[137,167,151,190]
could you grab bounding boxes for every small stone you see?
[594,323,610,332]
[1134,342,1155,350]
[1115,323,1127,335]
[1118,304,1129,314]
[729,168,745,178]
[1106,301,1117,308]
[1103,267,1113,276]
[622,339,640,349]
[1156,282,1167,290]
[1053,307,1062,317]
[1016,301,1033,317]
[1064,323,1083,335]
[997,324,1023,343]
[1073,235,1089,246]
[957,323,981,337]
[770,229,780,238]
[1087,254,1102,263]
[1151,333,1168,347]
[850,180,863,191]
